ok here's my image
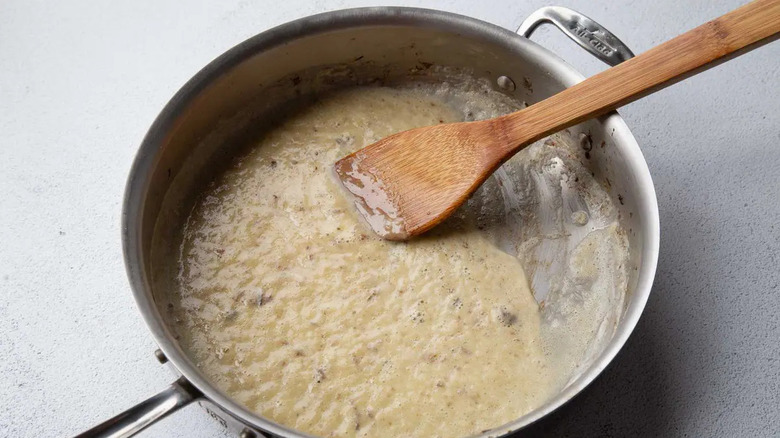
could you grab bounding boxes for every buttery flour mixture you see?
[155,78,629,437]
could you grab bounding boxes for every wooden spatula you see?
[334,0,779,240]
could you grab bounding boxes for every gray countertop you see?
[1,0,778,436]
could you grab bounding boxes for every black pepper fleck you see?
[498,309,518,327]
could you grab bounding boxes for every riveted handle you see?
[73,378,199,438]
[502,0,780,151]
[518,6,634,66]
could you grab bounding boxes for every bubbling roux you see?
[157,80,629,438]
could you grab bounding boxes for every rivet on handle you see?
[154,349,168,364]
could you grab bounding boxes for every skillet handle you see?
[73,377,199,438]
[517,6,634,66]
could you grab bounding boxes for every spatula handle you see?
[500,0,780,150]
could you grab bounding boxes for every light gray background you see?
[1,0,778,436]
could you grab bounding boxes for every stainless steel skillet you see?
[77,7,659,438]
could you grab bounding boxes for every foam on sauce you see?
[156,78,629,438]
